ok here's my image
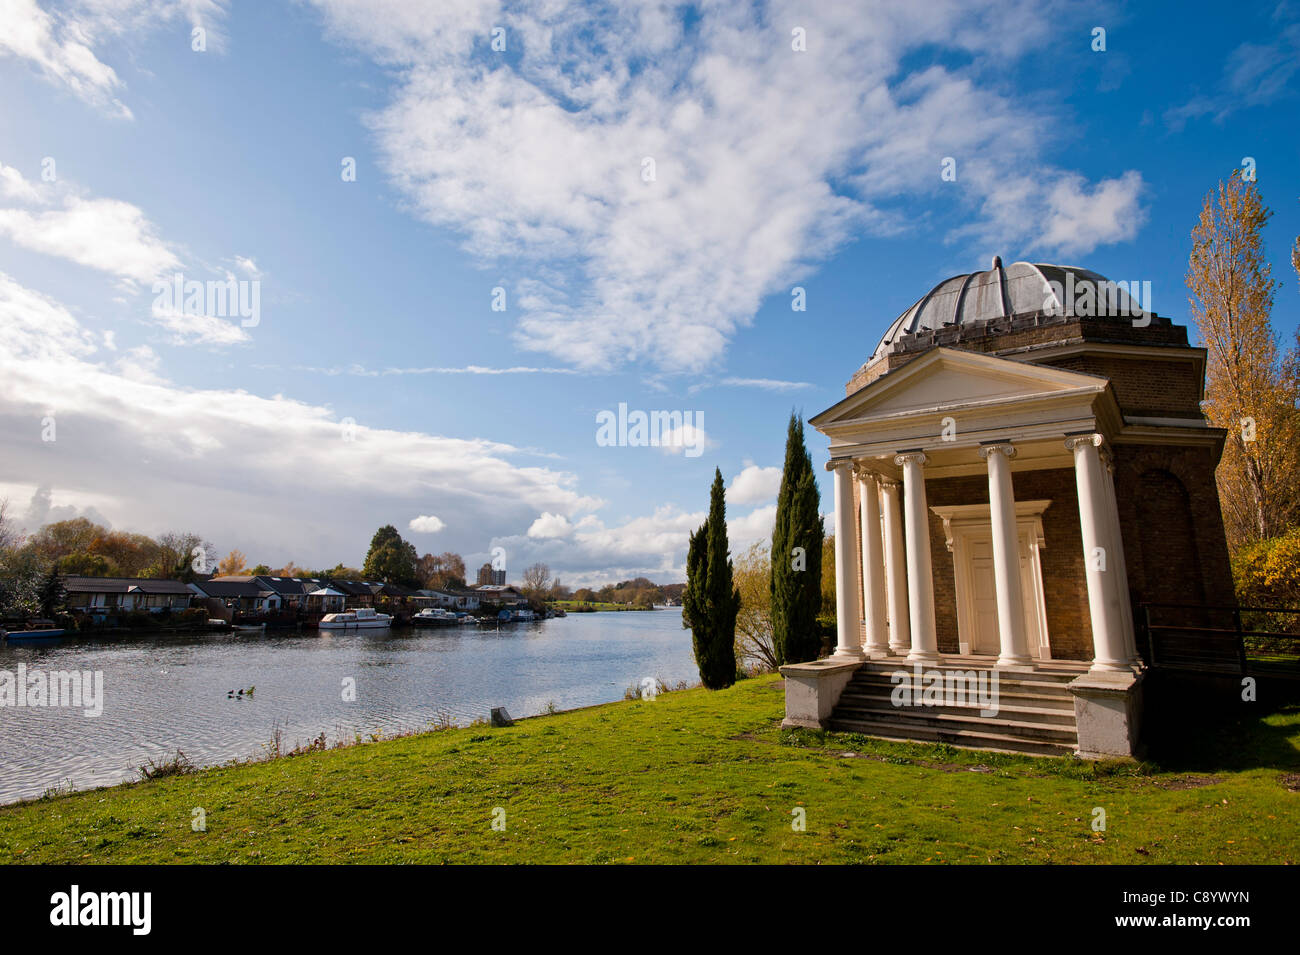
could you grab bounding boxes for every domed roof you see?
[871,257,1149,362]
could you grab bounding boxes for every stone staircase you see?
[827,659,1085,756]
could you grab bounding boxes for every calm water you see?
[0,608,695,804]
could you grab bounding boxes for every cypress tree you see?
[684,468,741,689]
[770,412,824,664]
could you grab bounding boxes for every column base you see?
[996,654,1035,672]
[906,649,941,663]
[832,647,867,662]
[863,645,891,660]
[1088,658,1134,674]
[1069,669,1145,759]
[780,659,862,729]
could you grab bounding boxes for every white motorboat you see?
[318,608,392,630]
[412,608,458,626]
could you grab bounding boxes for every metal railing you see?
[1139,603,1300,677]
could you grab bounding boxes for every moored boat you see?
[2,619,67,642]
[317,608,392,630]
[411,608,458,626]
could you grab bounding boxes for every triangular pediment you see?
[811,348,1108,428]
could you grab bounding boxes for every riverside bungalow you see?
[305,586,346,613]
[473,585,528,608]
[371,582,419,613]
[189,578,279,612]
[422,588,481,611]
[330,580,379,609]
[65,576,194,614]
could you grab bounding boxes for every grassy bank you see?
[2,674,1298,864]
[550,600,656,612]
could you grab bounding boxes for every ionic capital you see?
[1064,432,1105,454]
[977,442,1017,461]
[893,451,928,468]
[826,458,855,472]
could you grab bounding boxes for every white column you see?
[979,443,1033,670]
[880,478,911,655]
[895,452,939,662]
[1066,434,1133,673]
[856,467,889,658]
[1099,446,1139,664]
[830,460,864,660]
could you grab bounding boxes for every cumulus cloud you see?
[0,273,719,580]
[727,465,782,506]
[527,512,573,539]
[307,0,1142,372]
[0,169,181,286]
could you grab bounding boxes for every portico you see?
[817,346,1139,677]
[781,257,1236,759]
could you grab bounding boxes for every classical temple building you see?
[781,258,1233,758]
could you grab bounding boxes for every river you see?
[0,608,696,804]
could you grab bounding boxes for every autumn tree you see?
[417,552,467,590]
[217,549,248,577]
[734,541,778,670]
[25,518,108,565]
[89,531,160,578]
[150,531,216,581]
[1187,171,1300,548]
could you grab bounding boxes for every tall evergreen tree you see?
[683,468,740,689]
[770,412,824,664]
[37,566,66,619]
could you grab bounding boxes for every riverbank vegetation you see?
[1,674,1297,864]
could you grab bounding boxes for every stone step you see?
[856,660,1086,683]
[847,671,1078,698]
[835,696,1078,725]
[838,684,1077,712]
[829,707,1078,743]
[826,717,1078,758]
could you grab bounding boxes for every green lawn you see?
[550,600,654,612]
[2,674,1298,864]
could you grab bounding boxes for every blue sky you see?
[1,0,1298,586]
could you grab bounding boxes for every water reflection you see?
[0,608,693,804]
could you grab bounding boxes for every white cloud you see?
[0,272,635,573]
[727,465,782,506]
[0,194,181,286]
[0,163,41,203]
[1164,23,1300,128]
[727,504,777,549]
[0,0,231,117]
[0,0,130,117]
[527,511,573,538]
[308,0,1142,372]
[408,514,446,534]
[149,306,251,346]
[657,421,711,457]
